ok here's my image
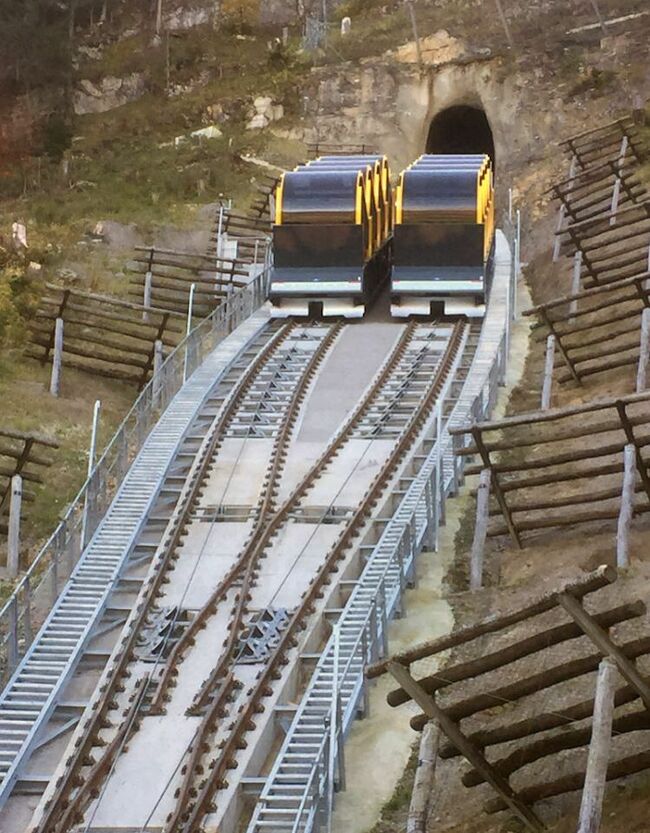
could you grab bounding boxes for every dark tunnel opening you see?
[426,106,496,168]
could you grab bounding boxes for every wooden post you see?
[7,475,22,578]
[616,444,636,569]
[470,469,491,591]
[610,136,628,227]
[143,270,152,323]
[541,335,555,410]
[153,339,163,376]
[636,308,650,392]
[570,251,582,322]
[471,427,521,549]
[50,317,64,397]
[615,401,650,505]
[576,658,617,833]
[558,593,650,710]
[387,662,545,832]
[407,720,439,833]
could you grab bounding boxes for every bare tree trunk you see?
[68,0,77,44]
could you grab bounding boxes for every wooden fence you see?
[551,115,648,261]
[369,566,650,833]
[306,141,377,158]
[208,208,271,266]
[0,429,58,536]
[26,284,185,389]
[524,270,650,387]
[450,391,650,547]
[127,246,247,318]
[559,116,646,172]
[562,202,650,290]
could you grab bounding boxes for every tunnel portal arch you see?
[426,105,496,168]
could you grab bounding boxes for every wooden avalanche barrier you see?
[551,116,648,263]
[127,246,248,318]
[368,567,650,832]
[524,269,650,387]
[451,391,650,546]
[0,428,58,537]
[26,284,185,389]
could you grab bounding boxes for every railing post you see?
[183,283,196,384]
[51,546,59,606]
[379,579,388,657]
[7,597,19,676]
[152,339,163,406]
[360,626,370,718]
[513,208,521,319]
[327,623,340,833]
[81,400,101,550]
[396,528,406,617]
[23,575,33,649]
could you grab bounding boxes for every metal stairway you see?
[0,309,271,808]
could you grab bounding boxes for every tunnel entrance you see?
[426,106,495,167]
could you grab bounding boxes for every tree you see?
[220,0,260,31]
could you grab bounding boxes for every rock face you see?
[74,74,146,115]
[166,4,211,30]
[391,30,467,65]
[301,52,535,180]
[246,96,285,130]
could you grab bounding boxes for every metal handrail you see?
[0,268,270,681]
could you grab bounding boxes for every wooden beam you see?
[387,662,545,832]
[469,469,491,590]
[386,601,642,708]
[410,634,650,731]
[471,427,521,548]
[615,400,650,505]
[539,309,581,384]
[366,566,617,679]
[558,593,650,711]
[440,685,639,759]
[485,750,650,814]
[450,389,650,436]
[463,709,649,786]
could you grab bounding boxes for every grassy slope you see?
[0,19,307,575]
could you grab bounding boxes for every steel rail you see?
[185,321,343,714]
[149,322,343,716]
[159,322,418,830]
[171,321,466,833]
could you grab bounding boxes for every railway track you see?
[27,320,341,833]
[26,317,469,833]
